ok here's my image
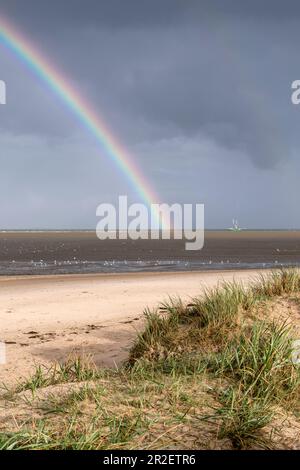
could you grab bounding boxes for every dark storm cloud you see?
[2,0,300,30]
[0,1,300,227]
[1,0,296,168]
[0,0,193,30]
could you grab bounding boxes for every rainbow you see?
[0,15,167,228]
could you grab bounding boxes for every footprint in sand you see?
[24,331,57,341]
[87,324,105,331]
[120,317,139,324]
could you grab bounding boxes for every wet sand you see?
[0,230,300,275]
[0,269,267,386]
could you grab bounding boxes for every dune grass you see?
[14,356,103,395]
[1,269,300,450]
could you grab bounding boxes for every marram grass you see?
[1,269,300,450]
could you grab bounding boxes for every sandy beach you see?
[0,269,266,386]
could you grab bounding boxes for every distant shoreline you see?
[1,229,300,233]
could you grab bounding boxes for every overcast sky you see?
[0,0,300,229]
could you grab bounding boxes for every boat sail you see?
[228,219,242,231]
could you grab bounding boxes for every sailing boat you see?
[228,219,242,231]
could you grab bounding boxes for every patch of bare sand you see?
[257,293,300,335]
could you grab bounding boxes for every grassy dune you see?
[1,270,300,449]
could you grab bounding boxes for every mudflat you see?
[0,231,299,275]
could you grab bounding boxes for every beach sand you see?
[0,270,267,386]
